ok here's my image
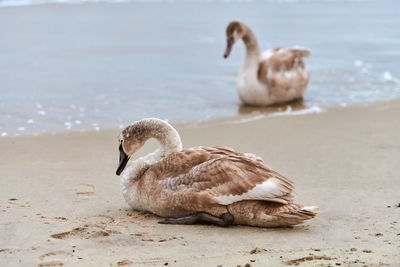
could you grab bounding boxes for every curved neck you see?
[241,24,260,67]
[123,119,182,180]
[143,119,183,158]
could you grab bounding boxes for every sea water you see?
[0,0,399,136]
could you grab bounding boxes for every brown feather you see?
[143,146,295,212]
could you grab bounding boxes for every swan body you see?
[224,21,311,106]
[116,118,318,227]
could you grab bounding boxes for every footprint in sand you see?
[38,250,72,267]
[71,184,95,198]
[50,223,120,240]
[84,214,114,225]
[50,213,121,240]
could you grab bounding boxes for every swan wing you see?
[258,47,311,98]
[202,146,264,163]
[264,47,310,72]
[157,147,294,206]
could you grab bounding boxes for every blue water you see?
[0,0,399,136]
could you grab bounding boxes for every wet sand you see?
[1,100,400,266]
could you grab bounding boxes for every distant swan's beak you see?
[223,39,233,58]
[116,143,129,176]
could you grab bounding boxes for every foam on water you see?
[269,105,323,117]
[226,105,323,124]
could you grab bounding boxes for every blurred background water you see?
[0,0,399,136]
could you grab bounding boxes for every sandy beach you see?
[1,1,399,266]
[1,100,399,266]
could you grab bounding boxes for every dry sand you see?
[1,100,400,266]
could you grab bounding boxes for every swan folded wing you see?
[265,47,310,72]
[151,147,211,179]
[202,146,264,163]
[158,153,294,206]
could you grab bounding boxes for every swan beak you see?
[116,143,129,176]
[223,38,233,58]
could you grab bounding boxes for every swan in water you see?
[116,118,318,227]
[224,21,311,106]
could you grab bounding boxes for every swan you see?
[116,118,318,227]
[224,21,311,106]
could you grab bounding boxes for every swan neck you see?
[121,119,182,182]
[149,120,183,157]
[242,25,260,64]
[135,119,182,165]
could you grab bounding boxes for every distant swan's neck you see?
[242,25,261,68]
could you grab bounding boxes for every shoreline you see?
[1,99,400,266]
[1,97,398,139]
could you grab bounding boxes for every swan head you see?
[115,118,182,176]
[224,21,245,58]
[116,123,147,176]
